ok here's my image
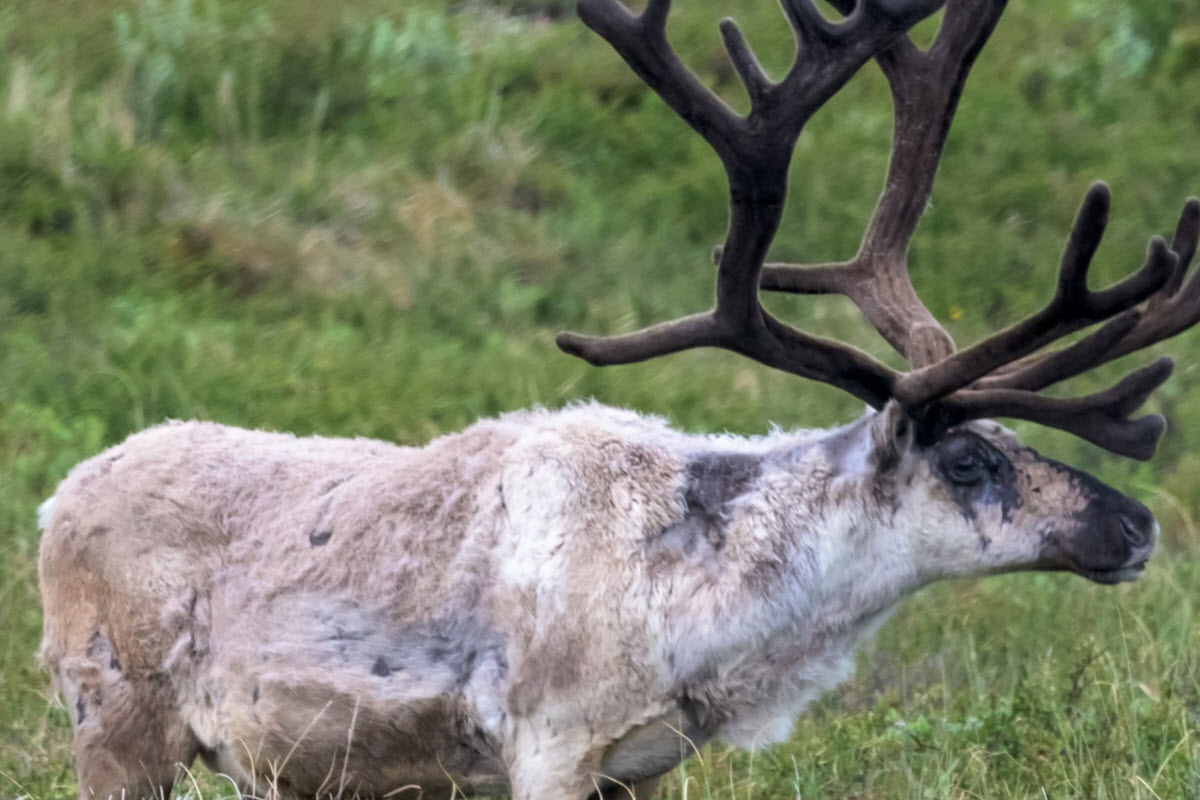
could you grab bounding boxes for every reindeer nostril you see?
[1119,514,1150,548]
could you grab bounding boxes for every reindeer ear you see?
[869,401,913,474]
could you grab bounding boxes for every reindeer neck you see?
[660,420,918,747]
[664,417,917,653]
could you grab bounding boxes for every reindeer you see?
[37,0,1200,798]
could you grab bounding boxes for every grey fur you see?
[685,452,761,518]
[649,452,761,557]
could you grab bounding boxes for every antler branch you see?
[576,0,743,161]
[719,19,772,106]
[977,196,1200,393]
[934,358,1173,460]
[893,183,1174,407]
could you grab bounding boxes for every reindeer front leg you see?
[507,720,604,800]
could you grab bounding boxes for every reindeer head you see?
[853,405,1157,586]
[555,0,1200,586]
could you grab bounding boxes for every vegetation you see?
[1,0,1199,796]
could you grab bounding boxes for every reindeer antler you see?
[558,0,1198,461]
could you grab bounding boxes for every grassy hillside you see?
[1,0,1199,797]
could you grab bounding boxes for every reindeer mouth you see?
[1074,561,1148,585]
[1042,510,1156,585]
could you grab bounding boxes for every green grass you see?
[2,0,1200,797]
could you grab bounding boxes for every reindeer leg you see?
[56,631,199,800]
[509,768,594,800]
[506,720,602,800]
[71,671,199,800]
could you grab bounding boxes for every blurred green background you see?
[1,0,1199,797]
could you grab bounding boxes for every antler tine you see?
[559,0,945,405]
[935,358,1174,460]
[778,0,836,46]
[891,182,1174,408]
[757,258,861,295]
[718,19,771,107]
[858,0,1007,261]
[1098,196,1200,357]
[975,195,1199,393]
[575,0,742,161]
[558,312,724,366]
[1150,196,1200,301]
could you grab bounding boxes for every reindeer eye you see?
[932,432,1016,514]
[947,455,986,486]
[933,431,1007,491]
